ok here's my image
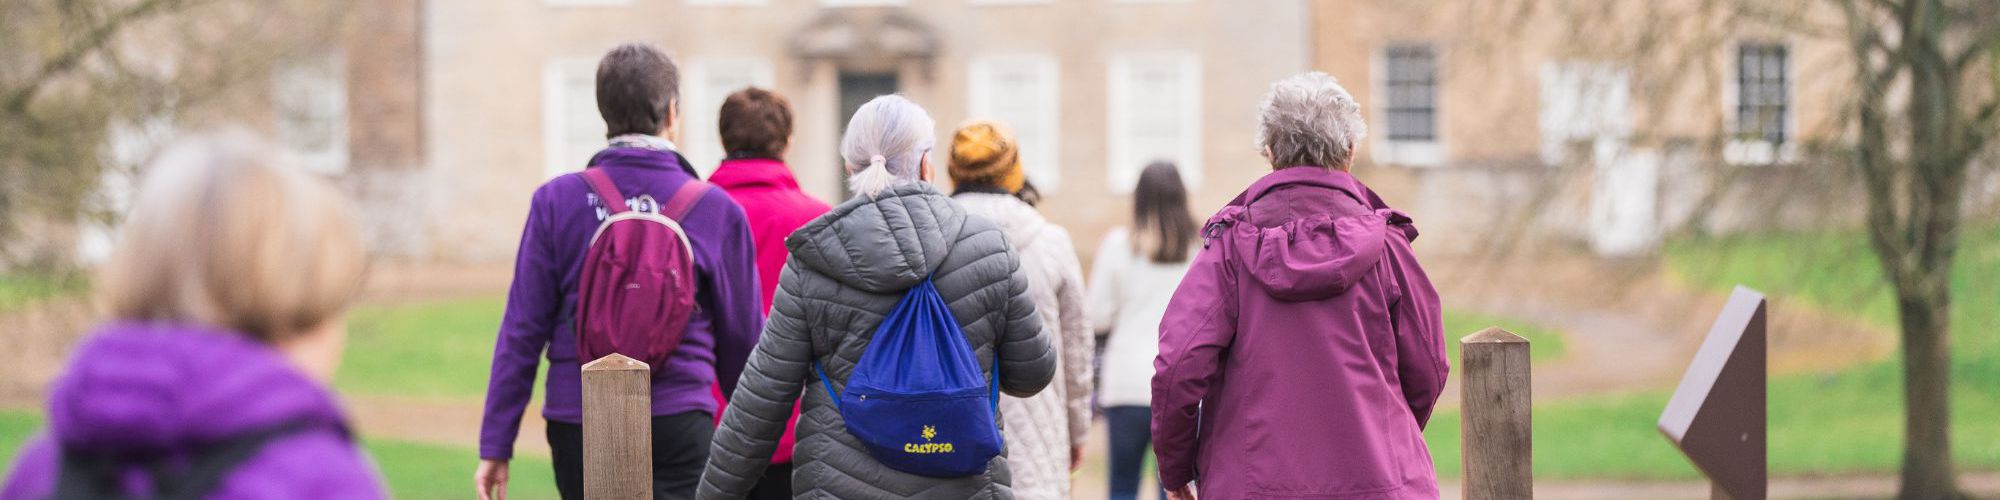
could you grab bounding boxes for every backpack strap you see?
[661,180,711,220]
[582,168,630,215]
[155,421,329,500]
[51,421,331,500]
[814,361,843,411]
[51,449,127,500]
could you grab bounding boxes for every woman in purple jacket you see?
[1151,72,1449,500]
[2,134,384,499]
[476,43,763,500]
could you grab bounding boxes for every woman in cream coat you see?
[946,121,1093,500]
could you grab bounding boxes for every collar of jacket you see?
[710,158,804,191]
[1231,166,1373,208]
[608,134,677,151]
[1209,166,1417,242]
[588,146,701,178]
[951,183,1015,197]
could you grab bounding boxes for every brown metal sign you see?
[1659,286,1767,500]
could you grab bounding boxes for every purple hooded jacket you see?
[479,147,763,460]
[1152,167,1448,499]
[2,323,385,499]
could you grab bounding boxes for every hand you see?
[475,459,510,500]
[1070,445,1085,472]
[1166,483,1197,500]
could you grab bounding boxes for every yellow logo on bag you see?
[905,425,954,454]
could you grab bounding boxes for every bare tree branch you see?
[3,0,194,113]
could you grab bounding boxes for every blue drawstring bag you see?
[815,278,1003,477]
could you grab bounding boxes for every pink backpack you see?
[575,167,709,371]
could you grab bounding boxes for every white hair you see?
[1256,72,1368,169]
[840,95,936,197]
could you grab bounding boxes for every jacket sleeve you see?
[1150,240,1238,491]
[1051,231,1096,447]
[479,186,561,461]
[1387,237,1449,428]
[699,190,766,399]
[699,261,815,500]
[997,246,1057,398]
[1084,229,1127,334]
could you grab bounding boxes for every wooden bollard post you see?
[1460,327,1531,499]
[582,354,652,499]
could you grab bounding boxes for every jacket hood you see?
[1208,167,1419,301]
[786,182,970,293]
[707,158,803,192]
[952,192,1047,249]
[47,322,349,455]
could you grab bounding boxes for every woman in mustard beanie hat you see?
[948,120,1041,205]
[948,120,1094,500]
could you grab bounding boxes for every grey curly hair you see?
[1255,72,1368,170]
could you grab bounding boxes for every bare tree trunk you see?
[1896,275,1958,499]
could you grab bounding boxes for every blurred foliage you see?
[0,0,347,267]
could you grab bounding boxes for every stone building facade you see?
[298,0,1991,262]
[380,0,1308,262]
[1310,0,1874,255]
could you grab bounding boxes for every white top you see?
[1086,227,1196,408]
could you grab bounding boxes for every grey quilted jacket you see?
[698,182,1058,500]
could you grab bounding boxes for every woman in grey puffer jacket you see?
[699,95,1058,500]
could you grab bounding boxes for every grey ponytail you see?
[840,95,935,197]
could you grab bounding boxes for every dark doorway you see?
[835,71,900,198]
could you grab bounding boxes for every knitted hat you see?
[948,120,1027,194]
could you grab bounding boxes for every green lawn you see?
[0,410,557,498]
[0,271,86,314]
[1442,310,1568,363]
[0,411,40,463]
[1421,224,2000,480]
[369,439,560,499]
[339,296,514,398]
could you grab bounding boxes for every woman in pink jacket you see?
[705,87,829,500]
[1151,72,1449,500]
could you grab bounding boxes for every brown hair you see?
[718,87,793,160]
[595,43,680,138]
[97,133,369,343]
[1131,161,1198,263]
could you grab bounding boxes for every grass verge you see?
[1421,223,2000,480]
[339,296,511,398]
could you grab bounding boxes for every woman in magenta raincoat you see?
[1151,72,1449,500]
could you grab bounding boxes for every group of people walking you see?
[1,41,1448,500]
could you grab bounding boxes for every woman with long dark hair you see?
[1086,161,1198,500]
